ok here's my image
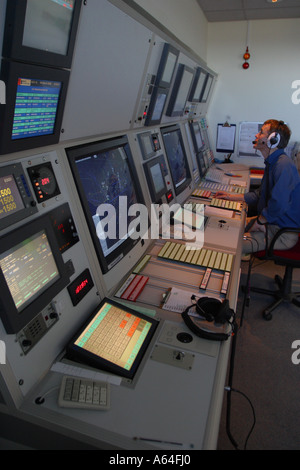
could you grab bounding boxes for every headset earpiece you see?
[267,132,281,149]
[181,297,235,342]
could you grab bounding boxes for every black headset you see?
[181,297,235,342]
[267,132,281,149]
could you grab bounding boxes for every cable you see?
[224,321,256,450]
[35,386,60,405]
[225,387,256,450]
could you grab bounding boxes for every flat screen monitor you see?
[161,125,191,196]
[145,43,179,126]
[188,67,208,103]
[0,60,69,155]
[144,155,167,203]
[66,297,158,380]
[67,135,147,273]
[3,0,82,68]
[200,74,213,103]
[0,214,70,333]
[166,64,194,117]
[156,43,179,89]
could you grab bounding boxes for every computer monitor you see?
[66,297,159,380]
[200,74,213,103]
[188,121,207,177]
[143,155,167,203]
[166,64,194,117]
[188,67,208,103]
[2,0,82,68]
[66,135,147,274]
[0,60,69,155]
[0,213,71,333]
[161,125,191,196]
[145,43,179,126]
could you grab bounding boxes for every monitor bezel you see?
[166,64,194,117]
[143,154,167,203]
[2,0,82,69]
[188,67,208,103]
[200,73,214,103]
[66,135,147,274]
[144,43,179,126]
[66,297,159,380]
[161,124,192,196]
[155,43,179,89]
[0,60,70,155]
[0,213,71,334]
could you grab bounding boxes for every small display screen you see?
[0,230,60,313]
[162,127,191,195]
[150,162,165,195]
[66,299,158,379]
[0,174,24,220]
[11,77,62,141]
[23,0,75,55]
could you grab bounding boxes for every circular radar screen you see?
[27,162,61,203]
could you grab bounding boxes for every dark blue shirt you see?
[244,149,300,228]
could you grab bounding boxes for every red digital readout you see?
[41,177,50,186]
[75,279,89,295]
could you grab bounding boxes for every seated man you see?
[215,119,300,254]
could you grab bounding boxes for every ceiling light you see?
[266,0,283,3]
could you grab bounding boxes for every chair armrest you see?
[267,226,300,256]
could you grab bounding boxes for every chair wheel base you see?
[263,311,273,321]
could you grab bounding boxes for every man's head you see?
[263,119,291,149]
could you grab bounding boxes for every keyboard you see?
[210,198,243,212]
[58,375,110,410]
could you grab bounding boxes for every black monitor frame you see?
[188,67,208,103]
[166,64,194,117]
[161,124,192,197]
[145,43,179,126]
[66,135,147,274]
[66,297,159,380]
[0,213,71,334]
[0,60,70,155]
[200,73,214,103]
[2,0,82,69]
[143,155,167,203]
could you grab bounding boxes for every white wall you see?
[132,0,208,62]
[206,19,300,167]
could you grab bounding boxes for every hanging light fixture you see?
[242,22,251,69]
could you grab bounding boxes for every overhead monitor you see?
[188,67,208,103]
[145,43,179,126]
[161,125,191,196]
[154,43,179,89]
[0,60,69,155]
[143,155,167,203]
[200,74,214,103]
[0,213,71,333]
[67,135,147,273]
[66,297,159,380]
[2,0,82,68]
[166,64,194,117]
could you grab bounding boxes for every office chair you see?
[241,226,300,322]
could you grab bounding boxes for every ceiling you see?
[196,0,300,22]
